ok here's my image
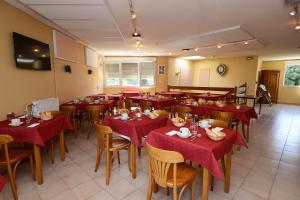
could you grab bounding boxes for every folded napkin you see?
[211,127,224,132]
[27,123,40,128]
[166,130,179,136]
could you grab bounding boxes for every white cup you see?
[136,112,142,118]
[199,120,209,128]
[179,127,190,137]
[120,113,129,120]
[144,109,151,116]
[11,118,20,125]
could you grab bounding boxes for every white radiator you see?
[32,97,59,117]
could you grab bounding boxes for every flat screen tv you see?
[13,32,51,71]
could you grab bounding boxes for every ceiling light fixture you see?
[287,2,300,30]
[181,56,206,60]
[244,41,249,45]
[136,40,140,45]
[194,47,199,51]
[168,52,172,55]
[217,44,222,49]
[131,12,137,19]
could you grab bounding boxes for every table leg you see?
[224,150,232,193]
[33,145,43,185]
[246,125,250,142]
[259,101,262,114]
[59,130,65,161]
[202,168,210,200]
[131,143,137,178]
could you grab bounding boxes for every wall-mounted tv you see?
[13,32,51,71]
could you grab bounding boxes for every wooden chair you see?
[47,111,69,164]
[210,111,238,132]
[86,105,105,139]
[207,119,228,191]
[154,110,169,117]
[176,106,192,120]
[140,100,152,111]
[60,105,78,131]
[124,99,133,110]
[94,123,131,185]
[0,135,35,200]
[146,143,196,200]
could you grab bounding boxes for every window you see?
[105,63,120,86]
[104,61,155,87]
[121,63,139,86]
[140,62,155,87]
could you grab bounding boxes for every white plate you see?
[9,122,24,127]
[177,132,192,138]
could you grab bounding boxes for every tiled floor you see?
[1,104,300,200]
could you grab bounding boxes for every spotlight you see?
[295,23,300,30]
[194,47,199,51]
[136,40,140,45]
[168,52,172,55]
[244,41,249,45]
[217,44,222,49]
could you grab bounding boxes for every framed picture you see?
[159,65,165,74]
[284,61,300,87]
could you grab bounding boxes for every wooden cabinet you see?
[260,70,280,103]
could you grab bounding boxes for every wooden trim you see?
[168,85,235,92]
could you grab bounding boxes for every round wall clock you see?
[217,64,227,76]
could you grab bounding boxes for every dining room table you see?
[122,91,141,97]
[103,112,169,178]
[127,96,175,109]
[93,93,124,101]
[159,91,185,98]
[180,103,257,142]
[0,114,73,185]
[193,93,226,101]
[61,99,114,113]
[145,120,247,200]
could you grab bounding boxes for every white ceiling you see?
[8,0,300,59]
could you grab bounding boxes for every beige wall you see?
[0,1,102,119]
[193,56,258,95]
[261,60,300,104]
[168,58,193,86]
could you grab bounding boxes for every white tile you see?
[106,179,136,199]
[71,179,101,200]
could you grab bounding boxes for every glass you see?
[24,110,32,125]
[190,118,198,136]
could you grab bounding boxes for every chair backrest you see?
[209,119,228,128]
[49,111,64,117]
[211,111,235,126]
[154,110,169,117]
[61,105,77,119]
[86,105,105,122]
[0,135,14,164]
[146,143,184,187]
[115,100,125,109]
[94,123,112,149]
[140,100,152,111]
[177,106,192,119]
[124,99,133,110]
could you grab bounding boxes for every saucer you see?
[9,122,23,127]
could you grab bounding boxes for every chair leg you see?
[6,163,18,200]
[138,147,141,157]
[173,186,177,200]
[117,151,121,164]
[147,177,152,200]
[221,157,226,173]
[106,150,111,185]
[166,187,170,196]
[127,147,131,172]
[191,179,195,200]
[50,140,55,164]
[64,141,69,153]
[210,176,214,191]
[94,148,103,172]
[29,155,36,181]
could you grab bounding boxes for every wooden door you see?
[260,70,280,103]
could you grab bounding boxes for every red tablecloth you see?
[93,94,124,101]
[145,122,247,179]
[0,115,73,147]
[159,91,185,98]
[181,104,257,125]
[0,176,5,192]
[193,93,225,100]
[103,114,169,146]
[61,100,114,111]
[123,92,141,97]
[128,96,175,109]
